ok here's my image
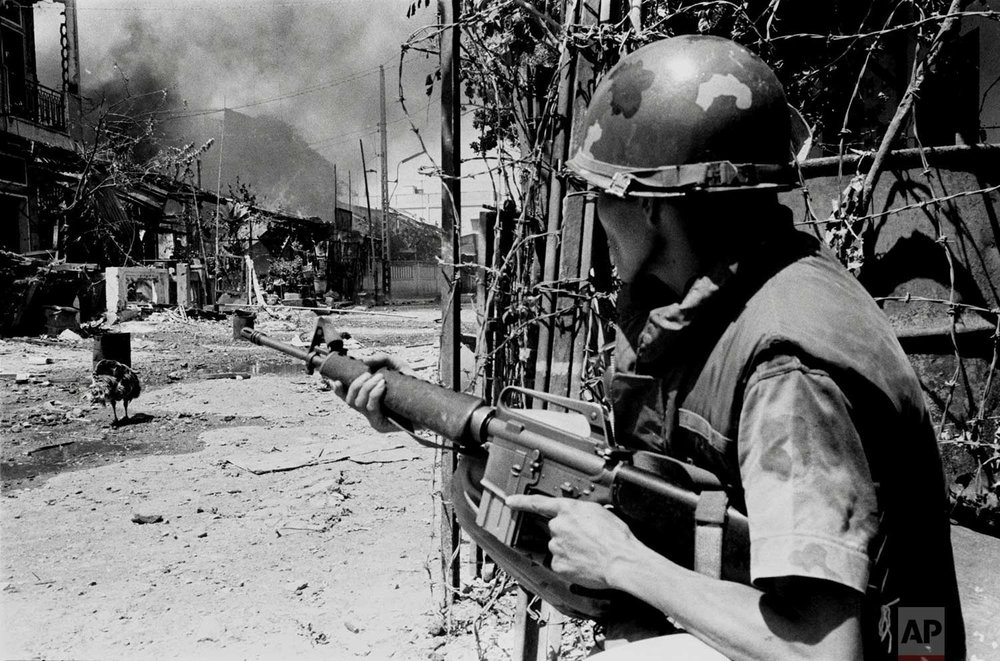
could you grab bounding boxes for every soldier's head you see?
[566,35,806,289]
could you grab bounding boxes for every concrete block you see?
[105,267,171,314]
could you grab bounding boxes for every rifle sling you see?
[694,490,729,580]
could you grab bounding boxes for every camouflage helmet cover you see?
[566,35,800,197]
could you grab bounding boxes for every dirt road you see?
[1,306,523,661]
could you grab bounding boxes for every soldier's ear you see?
[644,198,673,235]
[641,198,658,225]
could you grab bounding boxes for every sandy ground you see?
[1,306,528,661]
[1,305,997,661]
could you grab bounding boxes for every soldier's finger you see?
[345,372,373,408]
[331,380,345,397]
[505,494,562,517]
[356,371,384,405]
[365,378,386,414]
[366,353,409,372]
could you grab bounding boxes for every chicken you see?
[88,359,141,425]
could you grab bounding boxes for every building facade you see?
[0,0,82,257]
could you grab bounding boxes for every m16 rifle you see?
[241,322,750,619]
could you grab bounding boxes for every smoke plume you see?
[66,0,440,217]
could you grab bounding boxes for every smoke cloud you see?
[33,0,498,223]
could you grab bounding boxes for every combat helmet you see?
[566,35,807,197]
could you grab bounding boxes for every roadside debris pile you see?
[7,400,92,433]
[0,251,103,337]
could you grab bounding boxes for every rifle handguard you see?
[242,328,485,443]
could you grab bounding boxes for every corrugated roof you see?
[93,187,134,230]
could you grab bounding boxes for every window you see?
[0,153,27,185]
[1,21,28,115]
[0,194,28,253]
[0,3,24,28]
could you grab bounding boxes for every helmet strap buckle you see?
[607,172,633,198]
[700,162,762,187]
[704,162,730,186]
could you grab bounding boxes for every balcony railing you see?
[5,78,67,133]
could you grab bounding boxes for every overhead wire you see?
[78,1,403,11]
[146,66,384,120]
[306,92,437,146]
[63,1,443,174]
[308,127,379,150]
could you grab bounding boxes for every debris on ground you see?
[131,514,164,524]
[57,329,84,342]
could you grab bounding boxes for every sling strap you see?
[694,490,730,580]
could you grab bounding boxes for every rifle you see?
[241,323,750,619]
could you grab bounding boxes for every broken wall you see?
[104,266,171,314]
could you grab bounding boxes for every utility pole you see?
[61,0,82,132]
[438,0,461,621]
[212,100,226,308]
[332,163,339,300]
[348,169,357,295]
[194,159,211,307]
[379,65,391,301]
[360,139,379,302]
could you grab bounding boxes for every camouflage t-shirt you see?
[738,353,879,594]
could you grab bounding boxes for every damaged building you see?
[0,0,446,337]
[245,201,444,306]
[0,0,96,335]
[1,0,82,256]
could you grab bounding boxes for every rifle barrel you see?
[241,328,315,365]
[240,327,487,444]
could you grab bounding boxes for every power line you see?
[229,70,378,111]
[304,96,436,149]
[127,49,406,120]
[308,127,379,150]
[147,66,382,119]
[79,1,402,11]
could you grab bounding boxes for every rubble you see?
[57,329,84,342]
[131,514,164,525]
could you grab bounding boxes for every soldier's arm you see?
[611,538,863,660]
[507,495,863,660]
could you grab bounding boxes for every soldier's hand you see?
[506,494,641,591]
[331,354,409,433]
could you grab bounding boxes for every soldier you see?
[339,35,965,661]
